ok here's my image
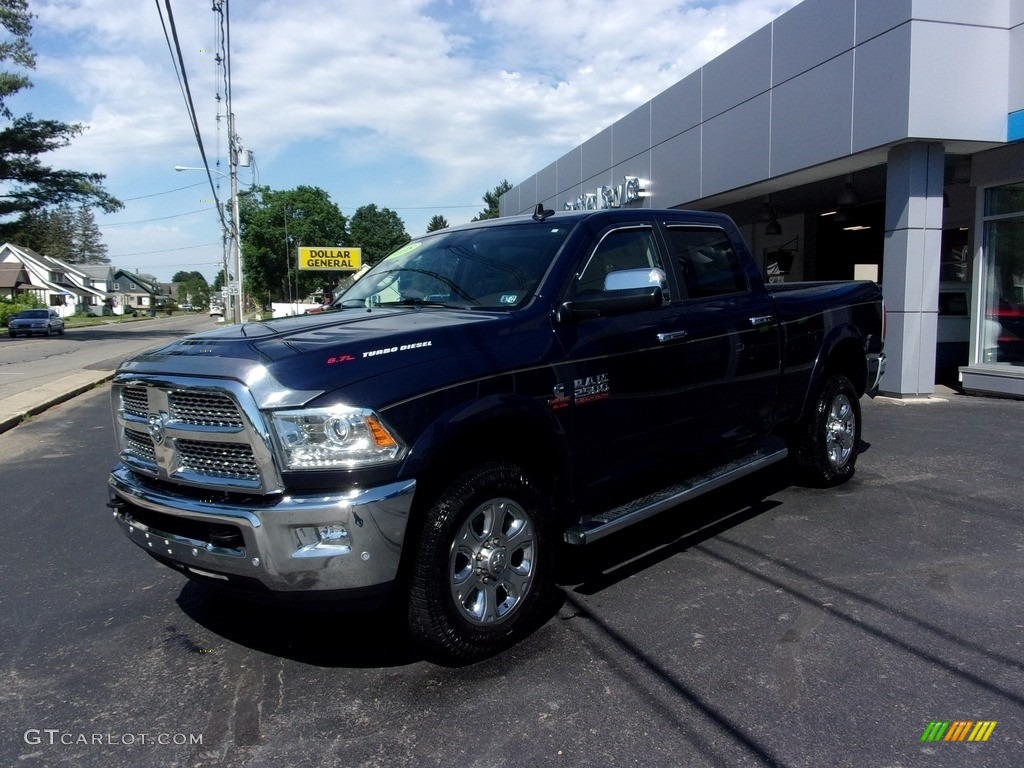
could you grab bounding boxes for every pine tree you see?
[73,205,108,263]
[426,215,449,232]
[0,0,121,241]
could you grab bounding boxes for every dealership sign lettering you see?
[564,176,647,211]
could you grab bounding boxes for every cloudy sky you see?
[17,0,800,282]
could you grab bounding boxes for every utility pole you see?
[229,111,243,324]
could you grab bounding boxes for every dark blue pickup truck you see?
[107,207,884,661]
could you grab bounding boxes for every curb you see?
[0,370,116,436]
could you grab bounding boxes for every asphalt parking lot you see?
[2,386,1023,768]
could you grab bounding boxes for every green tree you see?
[0,0,121,241]
[349,204,409,266]
[172,270,210,308]
[238,185,348,305]
[426,214,448,232]
[72,205,107,263]
[471,179,511,221]
[16,202,109,263]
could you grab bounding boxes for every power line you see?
[155,0,229,234]
[109,242,222,258]
[99,207,219,228]
[119,181,208,202]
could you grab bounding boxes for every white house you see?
[0,243,110,317]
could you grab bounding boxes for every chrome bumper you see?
[109,464,416,593]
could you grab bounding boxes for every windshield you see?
[20,310,48,318]
[335,222,572,310]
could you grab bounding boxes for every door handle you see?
[749,315,774,326]
[657,330,688,343]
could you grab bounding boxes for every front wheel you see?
[793,374,861,487]
[407,462,553,662]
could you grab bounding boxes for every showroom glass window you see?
[981,181,1024,365]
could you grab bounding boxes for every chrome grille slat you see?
[169,390,243,427]
[122,386,149,418]
[176,439,259,480]
[124,427,156,463]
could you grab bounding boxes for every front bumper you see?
[108,464,416,594]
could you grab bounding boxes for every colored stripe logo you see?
[921,721,997,742]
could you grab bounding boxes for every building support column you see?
[879,142,945,397]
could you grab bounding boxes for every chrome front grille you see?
[113,376,281,494]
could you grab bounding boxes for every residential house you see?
[0,243,110,317]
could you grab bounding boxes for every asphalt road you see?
[0,313,218,432]
[1,386,1022,768]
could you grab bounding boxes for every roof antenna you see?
[532,203,554,222]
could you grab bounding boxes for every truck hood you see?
[117,307,513,408]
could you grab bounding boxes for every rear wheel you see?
[794,374,861,487]
[408,462,553,662]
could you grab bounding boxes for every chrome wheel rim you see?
[825,393,856,469]
[449,497,536,626]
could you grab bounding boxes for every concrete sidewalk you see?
[0,368,115,435]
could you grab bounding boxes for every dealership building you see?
[500,0,1024,399]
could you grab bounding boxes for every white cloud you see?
[22,0,800,280]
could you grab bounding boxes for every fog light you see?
[292,524,352,559]
[318,525,348,544]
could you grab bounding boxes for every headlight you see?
[270,406,406,469]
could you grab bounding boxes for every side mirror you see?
[556,267,668,323]
[557,285,665,323]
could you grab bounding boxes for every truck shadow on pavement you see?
[174,582,424,668]
[171,463,810,669]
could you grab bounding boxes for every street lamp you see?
[174,164,244,324]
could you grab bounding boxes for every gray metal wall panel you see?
[772,0,855,84]
[613,103,652,166]
[651,129,702,205]
[909,0,1013,25]
[908,23,1010,141]
[536,163,557,207]
[856,0,912,44]
[701,94,771,196]
[852,26,911,151]
[556,146,583,190]
[771,53,854,176]
[702,26,772,119]
[651,72,701,146]
[1008,20,1023,113]
[581,127,613,181]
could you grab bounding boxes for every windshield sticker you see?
[499,294,518,305]
[385,242,423,260]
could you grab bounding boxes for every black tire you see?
[45,325,53,336]
[407,461,553,662]
[794,374,861,487]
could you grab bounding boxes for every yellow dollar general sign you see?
[298,247,362,271]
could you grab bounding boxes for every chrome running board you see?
[564,438,789,545]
